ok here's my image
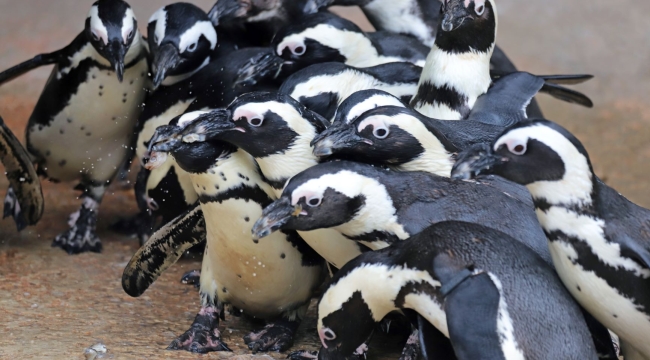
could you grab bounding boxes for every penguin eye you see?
[373,126,389,139]
[128,30,134,39]
[506,140,527,155]
[475,4,485,15]
[323,329,336,340]
[307,197,322,207]
[187,42,198,52]
[154,35,159,44]
[248,117,263,127]
[292,45,306,56]
[91,31,100,42]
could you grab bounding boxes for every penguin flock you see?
[0,0,648,359]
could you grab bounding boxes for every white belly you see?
[550,241,650,358]
[29,59,149,182]
[298,229,363,269]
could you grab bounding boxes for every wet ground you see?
[0,0,648,359]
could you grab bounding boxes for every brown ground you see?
[0,0,648,359]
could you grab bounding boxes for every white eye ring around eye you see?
[322,328,336,340]
[92,31,100,42]
[373,127,389,139]
[307,197,322,207]
[187,42,197,52]
[248,117,263,127]
[292,45,306,56]
[507,141,527,155]
[475,4,485,15]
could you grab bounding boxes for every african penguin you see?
[312,72,593,176]
[452,119,650,360]
[410,0,498,119]
[177,92,368,269]
[317,221,598,360]
[0,0,149,253]
[125,111,325,353]
[278,61,422,120]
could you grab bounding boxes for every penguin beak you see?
[451,143,506,180]
[311,127,370,158]
[106,40,126,82]
[180,109,235,144]
[152,43,182,90]
[144,125,181,170]
[252,197,301,240]
[304,0,331,13]
[208,0,248,26]
[441,0,472,32]
[234,52,286,87]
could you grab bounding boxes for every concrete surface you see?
[0,0,648,359]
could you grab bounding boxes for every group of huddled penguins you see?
[1,0,649,359]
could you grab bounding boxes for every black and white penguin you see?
[0,116,43,231]
[451,119,650,360]
[312,72,593,175]
[317,221,598,360]
[0,0,149,253]
[123,111,325,353]
[177,92,367,269]
[278,61,421,120]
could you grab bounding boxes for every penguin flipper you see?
[538,74,594,85]
[417,314,457,360]
[121,204,205,297]
[539,83,594,108]
[0,49,65,86]
[0,116,44,230]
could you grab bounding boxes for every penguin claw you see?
[180,269,201,288]
[52,203,102,254]
[244,321,298,353]
[288,350,318,360]
[168,306,231,353]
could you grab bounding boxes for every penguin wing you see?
[122,204,205,297]
[0,116,44,230]
[417,314,457,360]
[0,49,66,86]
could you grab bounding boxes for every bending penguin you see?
[0,0,149,253]
[317,221,598,360]
[452,119,650,360]
[123,111,324,353]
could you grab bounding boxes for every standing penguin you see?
[0,0,149,253]
[317,221,598,360]
[123,111,324,353]
[452,119,650,360]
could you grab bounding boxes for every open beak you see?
[451,143,505,180]
[441,0,472,32]
[208,0,248,26]
[143,125,181,170]
[180,109,235,144]
[311,127,370,158]
[152,43,181,89]
[234,52,287,87]
[106,40,126,82]
[252,197,303,240]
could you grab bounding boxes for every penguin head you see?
[273,12,364,72]
[86,0,138,82]
[208,0,301,26]
[452,120,595,205]
[148,3,217,89]
[146,111,235,174]
[437,0,497,53]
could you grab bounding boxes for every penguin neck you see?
[124,30,146,66]
[528,161,598,216]
[162,56,211,87]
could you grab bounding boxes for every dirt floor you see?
[0,0,649,359]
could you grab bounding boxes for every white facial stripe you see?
[464,0,487,7]
[318,264,440,330]
[149,7,167,45]
[487,273,526,360]
[120,7,136,44]
[177,110,210,127]
[357,117,386,133]
[88,6,108,45]
[496,124,594,206]
[179,21,217,52]
[343,95,405,124]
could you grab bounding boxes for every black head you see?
[251,161,377,239]
[85,0,138,81]
[148,3,217,88]
[452,119,594,192]
[146,111,235,174]
[436,0,496,54]
[272,12,362,72]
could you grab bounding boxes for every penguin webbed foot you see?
[110,211,155,246]
[180,269,201,289]
[398,330,421,360]
[288,350,319,360]
[244,318,300,353]
[3,186,27,231]
[52,199,101,254]
[168,305,231,353]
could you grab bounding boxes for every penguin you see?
[127,3,281,244]
[123,111,325,353]
[316,221,598,360]
[311,72,593,175]
[0,116,44,231]
[278,61,422,120]
[177,92,368,269]
[451,119,650,360]
[0,0,149,254]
